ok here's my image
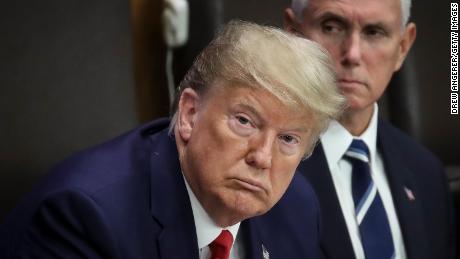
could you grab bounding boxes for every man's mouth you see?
[233,178,267,194]
[338,78,367,89]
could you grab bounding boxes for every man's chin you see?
[224,194,269,220]
[342,95,369,112]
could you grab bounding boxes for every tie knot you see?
[209,230,233,259]
[344,139,370,163]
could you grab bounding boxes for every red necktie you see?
[209,230,233,259]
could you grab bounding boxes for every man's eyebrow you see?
[288,125,311,133]
[234,102,311,133]
[314,11,350,26]
[316,11,392,32]
[363,22,392,33]
[233,102,263,122]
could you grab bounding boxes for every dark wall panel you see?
[0,0,138,221]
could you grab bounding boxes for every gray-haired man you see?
[284,0,455,258]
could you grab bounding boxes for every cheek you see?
[316,40,342,66]
[366,43,401,73]
[212,119,246,151]
[195,121,234,159]
[310,33,336,52]
[365,50,398,93]
[192,122,249,176]
[269,159,299,197]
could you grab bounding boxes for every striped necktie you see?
[344,139,395,259]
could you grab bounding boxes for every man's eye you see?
[364,27,386,38]
[237,115,250,125]
[279,135,298,144]
[229,114,256,137]
[322,21,343,35]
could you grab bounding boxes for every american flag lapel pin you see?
[262,244,269,259]
[404,186,416,201]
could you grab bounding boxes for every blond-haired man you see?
[0,21,344,259]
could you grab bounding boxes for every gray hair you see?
[291,0,412,28]
[170,20,345,146]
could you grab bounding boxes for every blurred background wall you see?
[0,0,458,236]
[0,0,168,221]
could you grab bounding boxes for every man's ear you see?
[284,8,300,34]
[395,22,417,71]
[177,88,200,142]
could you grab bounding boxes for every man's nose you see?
[341,32,362,67]
[245,133,274,170]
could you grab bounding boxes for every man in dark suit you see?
[0,21,345,258]
[284,0,455,258]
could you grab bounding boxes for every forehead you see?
[305,0,402,27]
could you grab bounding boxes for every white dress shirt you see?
[183,176,243,259]
[320,104,406,259]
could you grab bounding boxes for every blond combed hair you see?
[170,20,345,145]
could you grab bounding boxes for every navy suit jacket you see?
[298,119,455,259]
[0,118,321,259]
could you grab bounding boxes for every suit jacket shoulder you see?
[378,119,443,169]
[0,118,176,258]
[377,119,455,259]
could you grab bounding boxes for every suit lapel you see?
[148,130,199,259]
[378,120,430,259]
[240,220,266,259]
[299,144,356,259]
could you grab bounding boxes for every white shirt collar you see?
[321,103,379,166]
[183,175,240,250]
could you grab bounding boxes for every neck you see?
[339,105,375,136]
[210,211,241,228]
